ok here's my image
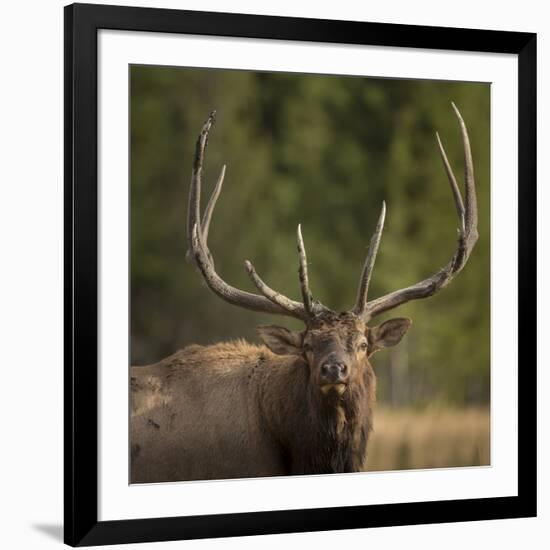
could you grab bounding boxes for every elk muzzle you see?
[320,356,349,396]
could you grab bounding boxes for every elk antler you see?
[187,112,329,321]
[188,106,477,325]
[355,102,478,322]
[352,201,386,317]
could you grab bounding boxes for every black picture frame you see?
[64,2,537,546]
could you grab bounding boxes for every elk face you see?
[257,314,411,397]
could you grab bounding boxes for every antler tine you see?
[187,113,311,321]
[353,201,386,317]
[297,224,314,317]
[436,132,465,232]
[244,260,309,320]
[201,164,226,246]
[185,163,225,265]
[362,104,478,322]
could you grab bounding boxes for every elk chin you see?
[320,383,347,397]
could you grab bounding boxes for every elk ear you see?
[257,326,303,356]
[367,318,411,355]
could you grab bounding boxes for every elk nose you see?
[321,361,348,382]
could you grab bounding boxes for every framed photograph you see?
[64,3,537,546]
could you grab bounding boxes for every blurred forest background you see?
[130,65,491,470]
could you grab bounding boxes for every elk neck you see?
[255,350,376,474]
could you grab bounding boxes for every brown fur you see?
[130,313,408,483]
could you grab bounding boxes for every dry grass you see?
[364,406,490,472]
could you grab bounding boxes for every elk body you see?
[130,105,478,483]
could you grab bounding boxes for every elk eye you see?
[359,341,368,352]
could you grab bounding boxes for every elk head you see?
[187,105,477,399]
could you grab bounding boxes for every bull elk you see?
[131,104,478,483]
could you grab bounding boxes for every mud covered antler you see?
[354,103,478,321]
[187,112,329,321]
[187,105,477,325]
